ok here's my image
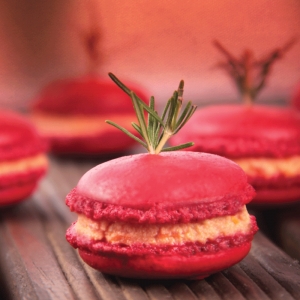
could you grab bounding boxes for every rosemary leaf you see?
[161,142,194,152]
[172,97,182,130]
[156,128,167,147]
[105,121,147,148]
[166,92,178,129]
[147,96,155,142]
[177,80,184,100]
[109,72,162,127]
[148,96,155,126]
[151,115,161,145]
[161,98,171,122]
[108,73,131,95]
[131,122,142,135]
[174,105,197,134]
[175,101,192,128]
[154,120,163,147]
[131,92,152,150]
[138,99,164,127]
[173,80,184,128]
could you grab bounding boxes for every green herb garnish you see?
[213,38,297,105]
[106,73,197,154]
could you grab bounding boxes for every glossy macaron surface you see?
[0,110,48,205]
[170,105,300,158]
[76,151,254,209]
[0,110,46,161]
[32,75,148,116]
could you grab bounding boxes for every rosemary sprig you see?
[213,37,297,105]
[106,73,197,154]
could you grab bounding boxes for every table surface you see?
[1,156,300,300]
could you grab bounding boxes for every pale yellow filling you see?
[31,113,136,137]
[233,155,300,178]
[75,206,251,245]
[0,154,48,176]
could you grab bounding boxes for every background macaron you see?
[170,105,300,204]
[169,39,300,205]
[30,75,149,155]
[0,110,48,205]
[291,82,300,111]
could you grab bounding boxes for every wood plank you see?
[206,273,245,300]
[277,205,300,262]
[78,264,128,300]
[45,219,99,300]
[187,280,222,300]
[239,255,294,300]
[168,282,198,300]
[0,213,38,300]
[117,278,151,300]
[250,232,300,298]
[0,201,75,300]
[33,174,128,300]
[143,282,174,300]
[222,265,270,300]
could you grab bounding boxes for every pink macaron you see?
[66,151,258,279]
[0,110,48,205]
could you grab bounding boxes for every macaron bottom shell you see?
[243,173,300,205]
[251,186,300,205]
[0,164,47,206]
[78,242,251,279]
[0,181,38,206]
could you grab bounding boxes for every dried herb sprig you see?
[213,38,297,105]
[106,73,197,154]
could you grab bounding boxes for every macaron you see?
[0,110,48,205]
[172,39,300,205]
[170,105,300,205]
[291,83,300,111]
[66,151,258,279]
[30,75,148,155]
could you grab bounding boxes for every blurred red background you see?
[0,0,299,109]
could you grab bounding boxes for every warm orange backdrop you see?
[0,0,299,109]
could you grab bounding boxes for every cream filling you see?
[233,155,300,178]
[0,154,48,176]
[31,113,136,137]
[75,206,251,245]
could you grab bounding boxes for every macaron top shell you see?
[76,151,254,210]
[32,75,148,116]
[0,110,46,161]
[171,105,300,158]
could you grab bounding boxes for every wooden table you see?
[1,156,300,300]
[275,204,300,264]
